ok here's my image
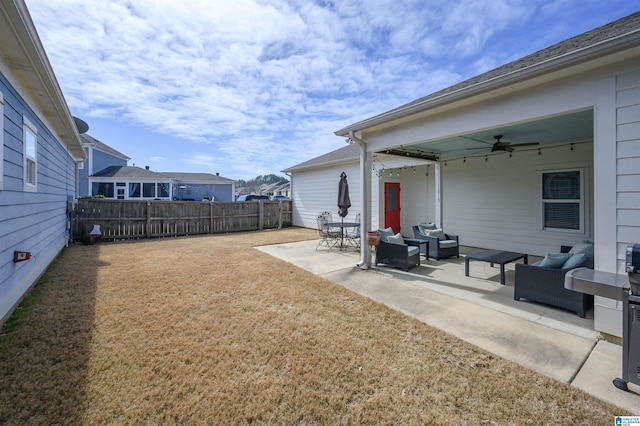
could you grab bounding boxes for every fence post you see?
[278,200,283,229]
[210,201,214,234]
[258,201,264,230]
[146,200,151,239]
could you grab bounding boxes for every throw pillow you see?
[569,241,593,255]
[561,252,588,270]
[426,229,447,240]
[569,240,594,268]
[538,253,571,268]
[418,223,437,233]
[387,233,404,245]
[378,227,395,243]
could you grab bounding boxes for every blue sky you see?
[25,0,639,181]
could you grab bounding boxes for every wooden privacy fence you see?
[73,199,292,241]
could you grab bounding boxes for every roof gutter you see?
[336,29,640,136]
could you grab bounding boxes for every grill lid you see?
[564,268,628,300]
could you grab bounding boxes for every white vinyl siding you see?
[442,142,593,257]
[290,162,361,229]
[23,116,37,191]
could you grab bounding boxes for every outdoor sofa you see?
[412,224,460,260]
[514,242,594,318]
[375,228,420,271]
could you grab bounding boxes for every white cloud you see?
[24,0,635,179]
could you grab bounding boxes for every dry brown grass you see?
[0,228,629,424]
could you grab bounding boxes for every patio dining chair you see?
[346,212,360,249]
[316,214,340,250]
[320,211,340,233]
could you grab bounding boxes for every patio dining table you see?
[327,222,360,250]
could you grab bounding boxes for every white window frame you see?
[23,116,37,192]
[0,92,4,191]
[540,168,584,233]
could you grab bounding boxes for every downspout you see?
[349,131,372,269]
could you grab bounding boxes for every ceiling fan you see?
[489,135,539,152]
[467,135,540,153]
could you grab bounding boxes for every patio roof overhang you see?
[335,17,639,160]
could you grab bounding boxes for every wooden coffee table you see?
[465,249,528,285]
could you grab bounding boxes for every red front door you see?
[384,182,401,234]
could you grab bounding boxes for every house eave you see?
[0,0,85,160]
[335,29,640,137]
[282,156,359,174]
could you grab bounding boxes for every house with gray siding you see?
[88,166,235,201]
[0,0,85,323]
[78,133,129,196]
[168,172,235,202]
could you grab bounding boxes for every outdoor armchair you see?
[412,225,459,260]
[375,228,420,271]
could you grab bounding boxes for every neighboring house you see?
[89,166,173,200]
[79,134,235,201]
[88,166,235,201]
[270,181,291,198]
[257,181,291,199]
[0,0,86,323]
[168,172,235,202]
[292,12,640,337]
[78,133,129,196]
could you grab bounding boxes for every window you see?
[92,182,114,198]
[158,183,169,198]
[541,170,583,232]
[143,183,155,198]
[129,182,141,198]
[23,117,37,190]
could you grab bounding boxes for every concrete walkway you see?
[257,239,640,414]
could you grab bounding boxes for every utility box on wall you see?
[14,251,31,263]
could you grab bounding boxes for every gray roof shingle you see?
[163,172,234,183]
[91,166,234,183]
[92,166,160,178]
[283,144,359,172]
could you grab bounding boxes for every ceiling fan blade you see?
[510,142,540,147]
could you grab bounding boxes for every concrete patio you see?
[258,239,640,414]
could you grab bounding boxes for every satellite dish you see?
[73,116,89,134]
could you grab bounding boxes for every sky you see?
[25,0,639,181]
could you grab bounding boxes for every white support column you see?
[351,131,372,269]
[435,162,442,228]
[594,75,621,337]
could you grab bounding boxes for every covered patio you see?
[331,13,640,340]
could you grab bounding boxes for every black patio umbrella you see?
[337,171,351,222]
